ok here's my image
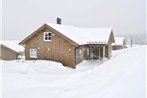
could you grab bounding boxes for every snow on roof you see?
[112,37,124,46]
[47,23,112,45]
[0,40,24,52]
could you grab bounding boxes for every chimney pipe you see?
[57,17,61,24]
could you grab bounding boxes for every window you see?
[79,49,82,55]
[30,48,37,58]
[44,32,52,41]
[87,48,89,55]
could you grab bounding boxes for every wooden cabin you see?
[0,41,24,60]
[0,44,17,60]
[112,37,124,50]
[19,23,115,68]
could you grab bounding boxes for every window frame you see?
[44,32,52,41]
[30,48,37,58]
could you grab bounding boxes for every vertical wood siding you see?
[24,27,76,68]
[0,45,17,60]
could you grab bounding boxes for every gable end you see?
[19,24,79,47]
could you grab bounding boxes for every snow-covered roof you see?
[112,37,124,46]
[47,23,112,45]
[0,40,24,52]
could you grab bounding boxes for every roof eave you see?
[19,23,48,45]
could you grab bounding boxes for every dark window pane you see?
[49,37,51,40]
[49,33,51,36]
[45,38,47,40]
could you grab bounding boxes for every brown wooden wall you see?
[24,27,76,68]
[0,45,17,60]
[105,44,112,58]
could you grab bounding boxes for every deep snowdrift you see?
[1,45,146,98]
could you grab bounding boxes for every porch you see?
[75,44,111,65]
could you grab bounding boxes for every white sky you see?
[2,0,146,43]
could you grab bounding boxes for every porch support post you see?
[89,45,91,60]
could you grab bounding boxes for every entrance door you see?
[92,47,100,59]
[83,47,90,60]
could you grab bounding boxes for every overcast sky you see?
[2,0,146,43]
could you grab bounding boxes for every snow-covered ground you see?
[1,45,146,98]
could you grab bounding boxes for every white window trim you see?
[44,32,52,41]
[30,48,37,58]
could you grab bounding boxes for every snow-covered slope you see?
[20,23,112,45]
[1,45,146,98]
[48,23,112,45]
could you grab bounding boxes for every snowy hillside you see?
[1,45,146,98]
